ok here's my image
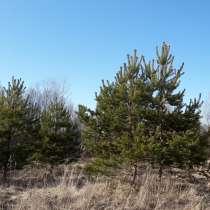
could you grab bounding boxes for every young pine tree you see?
[143,43,208,176]
[39,97,81,165]
[79,43,209,178]
[79,50,153,175]
[0,78,40,181]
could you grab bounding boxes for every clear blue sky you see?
[0,0,210,115]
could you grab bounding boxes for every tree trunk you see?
[3,134,12,184]
[158,165,163,181]
[132,162,138,185]
[187,165,194,181]
[3,162,8,183]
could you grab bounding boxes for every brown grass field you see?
[1,162,210,210]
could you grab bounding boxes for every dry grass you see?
[0,164,210,210]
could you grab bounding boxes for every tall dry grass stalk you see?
[6,166,206,210]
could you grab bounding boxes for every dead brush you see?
[9,166,207,210]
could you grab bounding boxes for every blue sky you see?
[0,0,210,117]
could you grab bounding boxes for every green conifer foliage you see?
[0,77,40,181]
[39,97,81,164]
[79,50,153,174]
[79,43,208,176]
[144,43,207,175]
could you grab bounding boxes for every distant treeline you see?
[0,43,209,182]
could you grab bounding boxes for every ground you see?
[1,162,210,210]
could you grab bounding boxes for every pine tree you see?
[79,43,209,177]
[0,77,40,181]
[143,43,208,176]
[79,50,152,175]
[38,97,81,165]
